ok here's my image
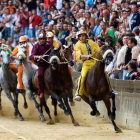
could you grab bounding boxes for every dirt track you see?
[0,93,140,140]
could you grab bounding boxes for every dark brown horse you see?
[44,48,79,126]
[81,45,122,133]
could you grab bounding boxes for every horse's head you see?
[62,45,74,66]
[0,50,10,68]
[17,46,27,65]
[49,48,61,70]
[97,45,114,64]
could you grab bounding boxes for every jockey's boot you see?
[39,93,44,98]
[74,94,81,101]
[110,90,118,98]
[16,88,25,93]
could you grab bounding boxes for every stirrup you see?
[74,95,81,101]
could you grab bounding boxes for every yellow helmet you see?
[19,36,27,42]
[77,30,87,37]
[46,32,54,38]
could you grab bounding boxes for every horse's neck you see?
[1,65,15,80]
[23,61,34,77]
[49,66,59,78]
[94,62,105,78]
[60,64,71,78]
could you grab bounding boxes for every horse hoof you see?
[47,119,55,125]
[24,104,28,109]
[41,118,46,122]
[14,112,18,117]
[64,111,70,116]
[115,128,122,133]
[70,101,75,106]
[0,106,2,110]
[96,111,100,116]
[20,117,24,121]
[55,116,60,123]
[73,121,80,126]
[90,111,96,116]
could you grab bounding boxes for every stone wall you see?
[73,72,140,132]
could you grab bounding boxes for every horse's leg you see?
[41,97,55,125]
[51,97,59,122]
[13,92,19,116]
[103,99,122,133]
[5,90,24,121]
[51,91,69,116]
[21,91,28,109]
[69,90,75,106]
[89,96,100,116]
[63,96,79,126]
[82,94,100,116]
[0,88,2,110]
[28,90,46,122]
[110,93,116,120]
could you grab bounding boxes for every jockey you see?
[74,30,100,101]
[46,31,60,49]
[0,43,18,73]
[11,36,30,92]
[30,33,52,98]
[74,30,115,101]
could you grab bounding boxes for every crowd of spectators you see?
[0,0,140,80]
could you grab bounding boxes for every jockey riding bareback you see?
[11,36,30,93]
[74,30,115,101]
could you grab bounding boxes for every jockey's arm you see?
[11,47,18,59]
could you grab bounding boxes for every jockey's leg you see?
[17,65,24,92]
[75,60,96,101]
[38,67,47,98]
[10,63,18,73]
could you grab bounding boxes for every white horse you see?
[0,50,24,120]
[17,46,46,122]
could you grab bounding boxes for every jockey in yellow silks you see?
[74,30,100,101]
[74,30,114,101]
[11,36,30,92]
[46,31,60,49]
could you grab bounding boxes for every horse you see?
[0,50,24,120]
[44,48,79,126]
[17,46,48,122]
[60,45,75,106]
[81,45,122,133]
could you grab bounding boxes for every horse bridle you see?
[60,47,72,63]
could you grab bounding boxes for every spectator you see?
[29,9,43,38]
[13,8,21,28]
[0,22,5,39]
[19,7,29,36]
[14,26,25,46]
[3,8,11,40]
[47,14,54,25]
[100,21,117,46]
[132,27,140,45]
[128,37,140,61]
[7,0,16,14]
[125,60,137,80]
[130,2,140,30]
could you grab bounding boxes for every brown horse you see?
[81,45,122,133]
[59,45,75,106]
[44,48,79,126]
